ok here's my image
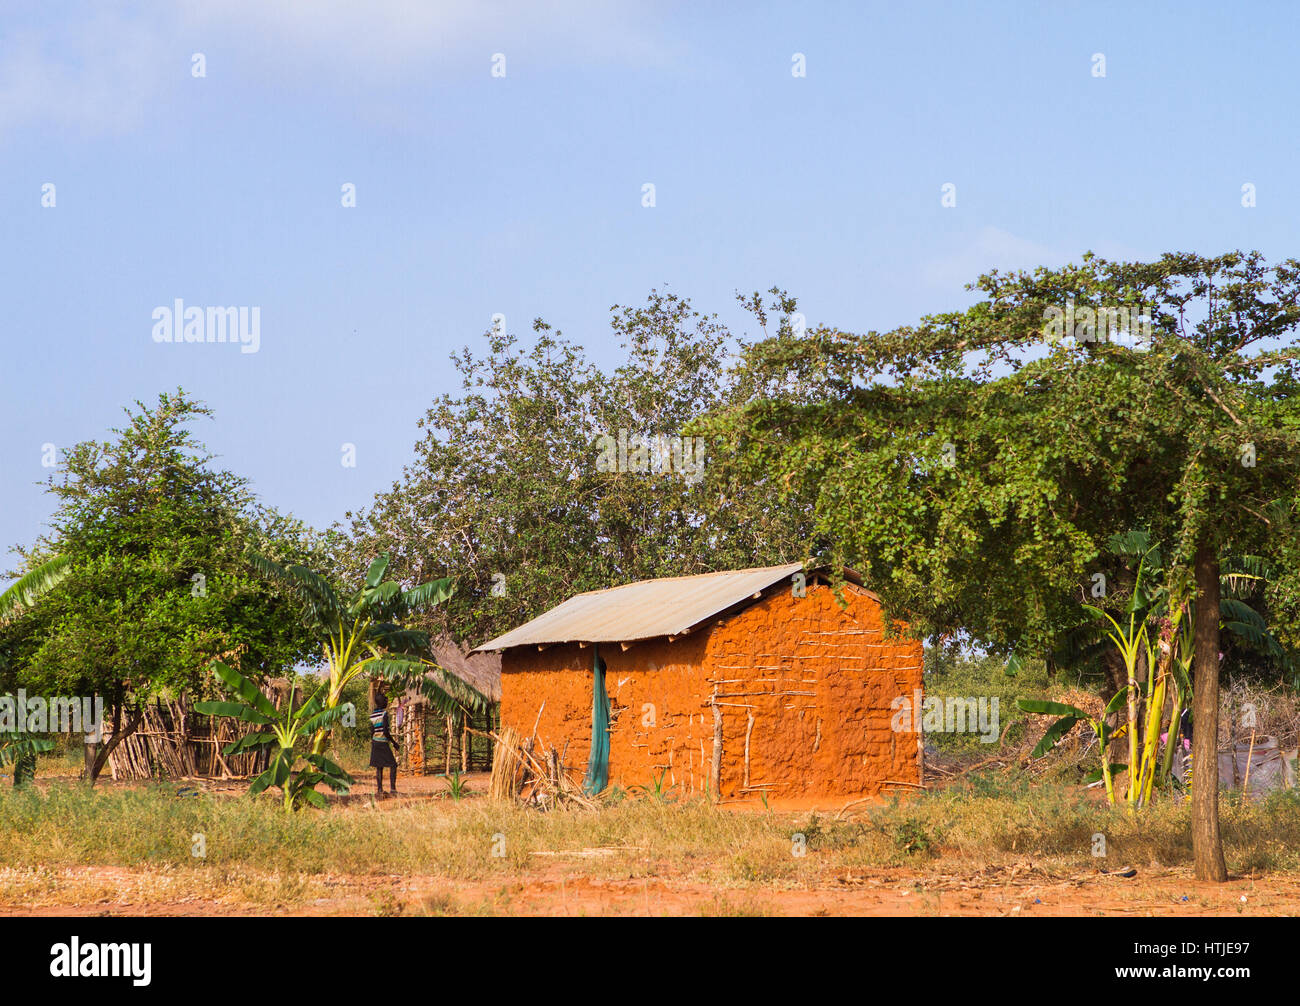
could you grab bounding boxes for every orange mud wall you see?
[499,634,715,795]
[704,583,923,799]
[498,583,923,799]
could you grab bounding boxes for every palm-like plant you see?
[246,551,485,755]
[0,555,71,620]
[1033,530,1289,807]
[195,661,353,810]
[1083,600,1149,812]
[0,556,70,785]
[0,736,55,786]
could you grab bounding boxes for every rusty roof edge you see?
[471,562,869,653]
[659,565,873,641]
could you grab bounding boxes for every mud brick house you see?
[475,563,923,800]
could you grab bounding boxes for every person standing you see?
[369,688,399,797]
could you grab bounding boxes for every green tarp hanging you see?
[583,646,609,795]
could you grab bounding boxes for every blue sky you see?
[2,0,1297,581]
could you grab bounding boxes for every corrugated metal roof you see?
[474,563,807,652]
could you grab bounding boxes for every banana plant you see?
[195,660,353,811]
[0,555,71,620]
[0,735,55,786]
[1055,532,1286,808]
[1133,610,1174,807]
[1159,614,1195,784]
[246,551,484,755]
[0,556,71,786]
[1019,690,1130,805]
[1082,601,1150,814]
[1084,566,1189,810]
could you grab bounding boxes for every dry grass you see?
[2,769,1300,912]
[1219,678,1300,750]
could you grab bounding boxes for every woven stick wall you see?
[402,700,498,774]
[104,689,278,781]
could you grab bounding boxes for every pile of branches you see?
[489,725,599,810]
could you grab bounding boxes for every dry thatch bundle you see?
[428,633,501,702]
[488,725,526,801]
[488,725,598,810]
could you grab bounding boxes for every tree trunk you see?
[1192,543,1228,882]
[85,702,119,781]
[88,703,144,785]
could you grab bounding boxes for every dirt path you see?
[11,772,1295,916]
[2,862,1294,917]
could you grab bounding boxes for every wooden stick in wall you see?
[743,712,755,789]
[710,688,722,800]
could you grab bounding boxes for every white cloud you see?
[921,226,1148,294]
[0,0,682,138]
[921,226,1060,292]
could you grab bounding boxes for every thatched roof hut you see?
[428,633,501,702]
[394,634,501,775]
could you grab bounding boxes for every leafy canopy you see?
[342,290,814,647]
[696,253,1300,659]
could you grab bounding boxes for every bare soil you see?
[5,771,1296,917]
[0,861,1290,917]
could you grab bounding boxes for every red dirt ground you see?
[0,862,1291,917]
[10,771,1294,916]
[5,773,1295,916]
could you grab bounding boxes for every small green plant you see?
[797,813,824,848]
[630,767,676,803]
[442,770,468,800]
[196,660,354,811]
[0,735,55,787]
[892,818,938,857]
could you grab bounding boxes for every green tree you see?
[0,390,327,782]
[698,254,1300,882]
[341,290,813,648]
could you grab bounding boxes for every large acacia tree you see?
[697,254,1300,882]
[342,290,815,648]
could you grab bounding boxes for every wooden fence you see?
[103,688,281,781]
[399,701,497,775]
